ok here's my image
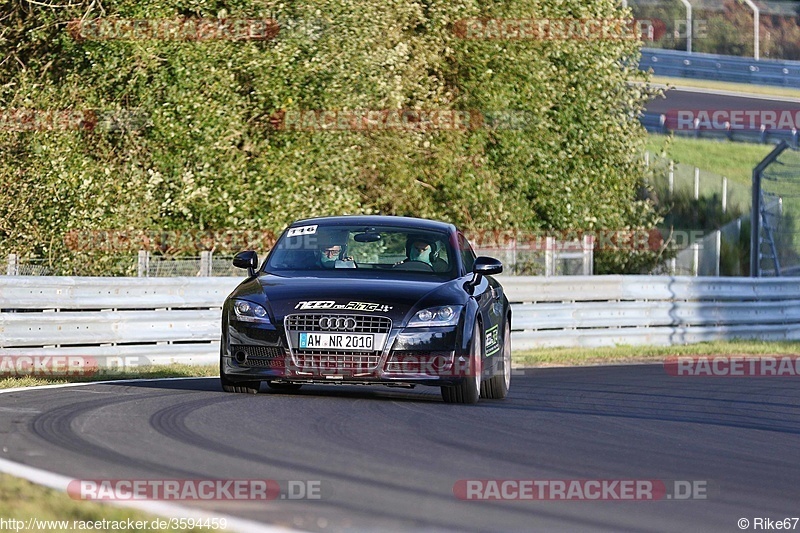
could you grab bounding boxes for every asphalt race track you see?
[645,86,800,116]
[0,365,798,532]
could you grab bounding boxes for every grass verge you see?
[0,363,218,389]
[645,134,773,186]
[515,340,800,367]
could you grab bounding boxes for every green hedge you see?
[0,0,661,274]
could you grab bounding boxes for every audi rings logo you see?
[319,317,357,331]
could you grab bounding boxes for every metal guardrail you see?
[640,111,800,147]
[1,276,800,362]
[639,47,800,87]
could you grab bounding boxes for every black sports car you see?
[221,215,511,404]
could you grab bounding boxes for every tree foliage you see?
[0,0,659,274]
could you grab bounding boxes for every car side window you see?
[458,234,476,273]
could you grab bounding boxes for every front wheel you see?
[481,320,511,400]
[441,321,482,404]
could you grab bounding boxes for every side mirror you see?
[473,256,503,276]
[466,256,502,291]
[233,250,259,277]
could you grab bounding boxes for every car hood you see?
[231,273,466,324]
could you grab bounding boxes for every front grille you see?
[285,314,391,372]
[294,351,380,372]
[233,345,285,358]
[285,314,391,334]
[245,358,285,368]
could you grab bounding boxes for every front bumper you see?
[223,317,470,386]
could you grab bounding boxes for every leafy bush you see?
[0,0,660,274]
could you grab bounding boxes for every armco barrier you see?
[639,48,800,87]
[1,276,799,363]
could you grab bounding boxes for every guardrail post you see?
[137,250,150,278]
[6,254,19,276]
[200,251,212,277]
[694,167,700,200]
[544,237,554,277]
[692,242,699,276]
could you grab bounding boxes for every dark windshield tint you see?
[265,224,456,277]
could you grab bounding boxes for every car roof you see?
[288,215,457,234]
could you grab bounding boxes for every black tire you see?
[267,381,303,391]
[481,320,511,400]
[441,321,482,404]
[220,348,260,394]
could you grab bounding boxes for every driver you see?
[397,236,448,272]
[409,239,433,265]
[319,243,343,268]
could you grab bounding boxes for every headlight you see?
[407,305,462,327]
[232,299,271,324]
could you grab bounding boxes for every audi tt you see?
[220,215,511,404]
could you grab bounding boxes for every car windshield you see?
[264,223,457,278]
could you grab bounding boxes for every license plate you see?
[298,333,374,350]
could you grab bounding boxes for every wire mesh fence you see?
[5,253,245,277]
[757,145,800,275]
[5,244,593,277]
[645,151,752,276]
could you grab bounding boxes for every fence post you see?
[694,167,700,200]
[6,254,18,276]
[511,237,518,275]
[545,237,554,277]
[669,160,674,198]
[582,235,594,275]
[138,250,150,278]
[692,242,700,276]
[200,251,212,277]
[714,230,721,277]
[722,177,728,214]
